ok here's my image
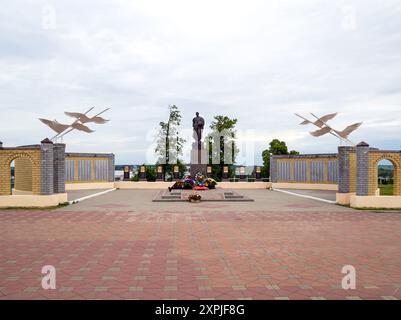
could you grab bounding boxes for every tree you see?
[261,139,299,178]
[156,159,188,181]
[145,165,156,182]
[131,164,157,182]
[269,139,289,155]
[206,115,239,181]
[155,105,186,180]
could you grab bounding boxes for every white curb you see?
[273,188,336,204]
[68,188,116,205]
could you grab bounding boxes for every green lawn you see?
[379,184,393,196]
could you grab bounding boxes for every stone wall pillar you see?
[356,141,370,196]
[40,138,54,195]
[270,156,278,183]
[53,143,66,193]
[108,154,115,182]
[338,146,352,193]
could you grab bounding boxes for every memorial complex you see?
[1,0,401,305]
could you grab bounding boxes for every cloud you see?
[0,0,401,164]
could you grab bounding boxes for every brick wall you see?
[1,143,114,196]
[0,149,41,195]
[339,143,400,196]
[367,151,401,196]
[349,152,357,193]
[14,157,33,191]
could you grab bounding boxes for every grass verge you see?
[0,202,69,211]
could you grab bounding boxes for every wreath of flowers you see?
[188,193,202,202]
[169,172,217,191]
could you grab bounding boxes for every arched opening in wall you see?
[11,156,33,195]
[377,159,394,196]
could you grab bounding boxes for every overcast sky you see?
[1,0,401,165]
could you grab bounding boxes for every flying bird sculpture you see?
[71,122,94,133]
[39,118,71,134]
[334,122,363,139]
[64,110,109,124]
[295,112,362,146]
[310,126,332,137]
[299,113,338,128]
[38,107,110,142]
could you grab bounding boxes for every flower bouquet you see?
[188,193,201,203]
[169,172,218,191]
[206,177,217,189]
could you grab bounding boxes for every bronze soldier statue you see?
[192,112,205,148]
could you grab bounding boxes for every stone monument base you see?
[153,189,254,202]
[190,164,207,177]
[190,142,208,177]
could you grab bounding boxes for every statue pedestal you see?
[190,142,208,177]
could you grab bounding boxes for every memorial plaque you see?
[207,165,212,177]
[156,165,163,181]
[240,166,246,180]
[173,165,179,180]
[222,165,229,181]
[139,165,146,181]
[123,165,130,181]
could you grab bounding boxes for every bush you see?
[145,166,156,182]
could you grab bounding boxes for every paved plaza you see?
[1,189,401,300]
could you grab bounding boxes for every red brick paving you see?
[1,208,401,299]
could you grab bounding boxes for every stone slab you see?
[152,189,254,202]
